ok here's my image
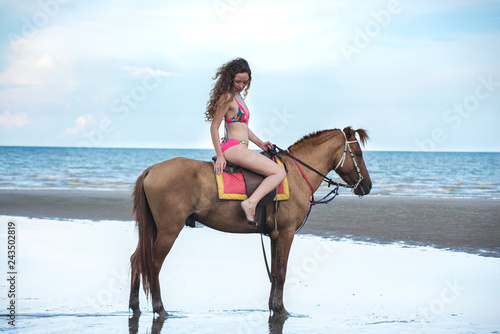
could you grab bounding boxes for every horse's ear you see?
[342,126,354,139]
[343,126,369,146]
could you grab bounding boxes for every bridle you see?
[333,130,364,192]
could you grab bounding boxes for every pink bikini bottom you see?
[220,139,248,153]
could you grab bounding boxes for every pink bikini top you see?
[225,98,249,125]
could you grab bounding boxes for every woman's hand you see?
[260,141,274,152]
[214,155,226,175]
[248,128,273,152]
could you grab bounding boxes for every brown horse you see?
[129,126,372,317]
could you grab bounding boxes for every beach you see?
[1,189,500,333]
[1,189,498,256]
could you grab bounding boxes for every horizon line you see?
[0,145,499,154]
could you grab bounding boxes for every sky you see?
[0,0,499,152]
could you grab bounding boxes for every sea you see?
[0,146,499,199]
[1,148,500,333]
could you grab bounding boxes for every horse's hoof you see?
[155,309,169,317]
[270,307,290,319]
[129,307,141,318]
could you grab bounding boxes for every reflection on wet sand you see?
[268,315,287,334]
[128,313,288,334]
[129,314,167,334]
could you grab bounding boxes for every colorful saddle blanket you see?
[213,155,289,202]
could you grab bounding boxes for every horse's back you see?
[144,157,211,186]
[141,157,214,210]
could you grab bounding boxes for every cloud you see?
[0,110,30,127]
[0,0,499,150]
[35,54,55,68]
[0,83,32,90]
[121,66,176,78]
[0,53,63,87]
[63,113,97,136]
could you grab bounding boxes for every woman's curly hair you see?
[205,58,252,122]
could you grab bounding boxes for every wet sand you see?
[2,217,499,333]
[301,195,500,256]
[1,189,499,256]
[1,190,500,333]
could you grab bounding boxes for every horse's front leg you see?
[268,229,294,317]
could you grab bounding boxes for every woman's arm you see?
[210,115,224,159]
[210,94,231,174]
[248,128,274,151]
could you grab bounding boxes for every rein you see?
[259,134,365,281]
[271,132,364,232]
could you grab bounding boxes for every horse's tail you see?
[130,166,156,298]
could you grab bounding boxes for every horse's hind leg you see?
[129,249,142,315]
[150,224,184,316]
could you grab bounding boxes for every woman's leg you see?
[223,145,286,222]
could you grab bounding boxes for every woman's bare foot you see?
[241,199,257,223]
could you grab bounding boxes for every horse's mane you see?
[288,127,369,152]
[287,129,337,152]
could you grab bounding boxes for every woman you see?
[205,58,286,224]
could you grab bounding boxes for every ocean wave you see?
[34,174,73,178]
[475,182,500,186]
[64,180,132,189]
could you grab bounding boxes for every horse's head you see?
[334,127,372,196]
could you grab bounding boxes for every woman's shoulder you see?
[219,92,234,103]
[219,93,237,110]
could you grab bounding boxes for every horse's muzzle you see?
[354,179,372,196]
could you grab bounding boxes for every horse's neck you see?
[288,130,344,190]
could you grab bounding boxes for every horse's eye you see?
[356,152,362,157]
